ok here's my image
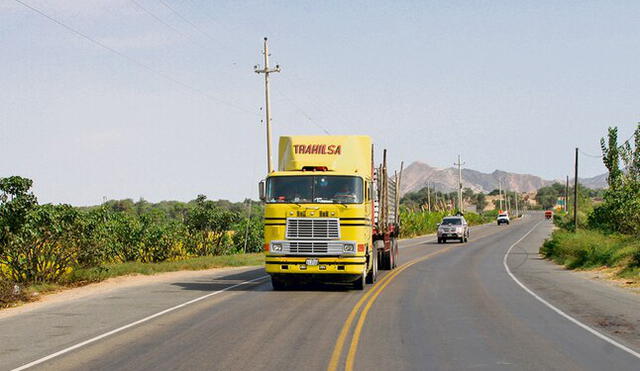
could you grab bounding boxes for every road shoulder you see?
[506,221,640,351]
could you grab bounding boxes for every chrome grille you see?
[289,241,328,254]
[286,218,340,239]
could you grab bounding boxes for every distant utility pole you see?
[565,175,569,213]
[454,155,465,213]
[515,192,519,218]
[254,37,281,173]
[434,189,438,211]
[427,182,432,213]
[573,147,579,231]
[498,180,503,211]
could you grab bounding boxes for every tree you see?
[589,124,640,235]
[474,193,488,213]
[186,195,240,255]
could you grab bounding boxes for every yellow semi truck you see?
[259,135,402,290]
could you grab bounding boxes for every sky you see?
[1,0,639,205]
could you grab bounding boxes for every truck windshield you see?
[266,176,364,204]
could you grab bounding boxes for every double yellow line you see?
[327,243,461,371]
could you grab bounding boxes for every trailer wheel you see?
[366,250,377,284]
[391,238,398,269]
[381,250,391,270]
[374,240,386,270]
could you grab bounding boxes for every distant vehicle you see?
[437,216,469,243]
[497,213,510,225]
[545,210,553,219]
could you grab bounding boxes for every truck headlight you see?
[343,243,355,253]
[271,243,283,252]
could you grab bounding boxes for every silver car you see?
[437,216,469,243]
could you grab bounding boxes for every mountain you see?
[400,161,608,195]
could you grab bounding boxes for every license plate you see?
[306,258,319,266]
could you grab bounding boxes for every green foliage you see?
[232,216,264,253]
[535,183,565,209]
[588,124,640,235]
[542,229,640,275]
[0,177,263,288]
[474,193,488,213]
[0,203,82,283]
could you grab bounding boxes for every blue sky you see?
[1,1,638,205]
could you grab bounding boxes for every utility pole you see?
[515,192,519,218]
[254,37,281,173]
[573,147,579,231]
[454,155,465,213]
[498,180,503,211]
[434,189,438,211]
[565,175,569,213]
[242,199,253,253]
[427,182,431,213]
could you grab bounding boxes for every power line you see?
[14,0,254,115]
[155,0,237,54]
[272,87,331,135]
[129,0,191,40]
[578,149,602,159]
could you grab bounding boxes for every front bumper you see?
[438,231,462,238]
[265,256,366,275]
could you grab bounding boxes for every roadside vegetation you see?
[0,177,264,308]
[541,124,640,283]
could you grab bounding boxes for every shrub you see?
[0,280,28,307]
[232,216,264,253]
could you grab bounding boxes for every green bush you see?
[232,216,264,253]
[541,229,640,272]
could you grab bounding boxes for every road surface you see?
[2,213,639,370]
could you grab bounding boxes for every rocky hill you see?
[400,161,607,195]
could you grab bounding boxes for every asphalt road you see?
[2,213,639,370]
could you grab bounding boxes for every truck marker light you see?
[264,244,269,252]
[357,244,365,252]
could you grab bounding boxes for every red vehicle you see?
[544,210,553,219]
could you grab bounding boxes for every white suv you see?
[497,213,510,225]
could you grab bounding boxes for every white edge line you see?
[503,221,640,360]
[11,275,270,371]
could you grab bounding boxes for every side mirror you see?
[258,180,266,201]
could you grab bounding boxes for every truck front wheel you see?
[271,276,287,291]
[353,269,366,290]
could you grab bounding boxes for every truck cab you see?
[260,135,400,290]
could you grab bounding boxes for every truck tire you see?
[381,250,391,270]
[391,238,398,269]
[374,240,385,270]
[271,276,287,291]
[366,250,377,284]
[353,269,366,290]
